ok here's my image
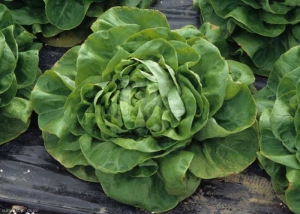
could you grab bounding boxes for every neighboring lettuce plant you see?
[0,0,155,47]
[194,0,300,77]
[0,4,42,144]
[31,7,258,212]
[255,46,300,214]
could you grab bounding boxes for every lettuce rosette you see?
[31,7,258,212]
[255,46,300,214]
[194,0,300,76]
[0,0,155,47]
[0,4,41,145]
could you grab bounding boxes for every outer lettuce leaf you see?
[256,46,300,214]
[0,4,41,145]
[31,7,258,213]
[194,0,300,76]
[189,124,258,179]
[0,0,155,47]
[285,169,300,213]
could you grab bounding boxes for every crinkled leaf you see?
[43,132,88,168]
[158,151,197,196]
[127,159,158,177]
[67,165,98,182]
[190,37,228,116]
[189,125,258,178]
[226,60,255,86]
[0,97,31,144]
[260,109,300,169]
[0,4,14,29]
[76,25,140,84]
[80,134,151,174]
[271,91,298,152]
[268,46,300,93]
[44,0,91,30]
[96,170,179,213]
[195,83,256,140]
[15,50,39,88]
[257,153,288,201]
[9,6,48,25]
[91,6,169,32]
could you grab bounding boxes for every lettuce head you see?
[255,46,300,214]
[31,7,259,212]
[0,4,41,145]
[194,0,300,76]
